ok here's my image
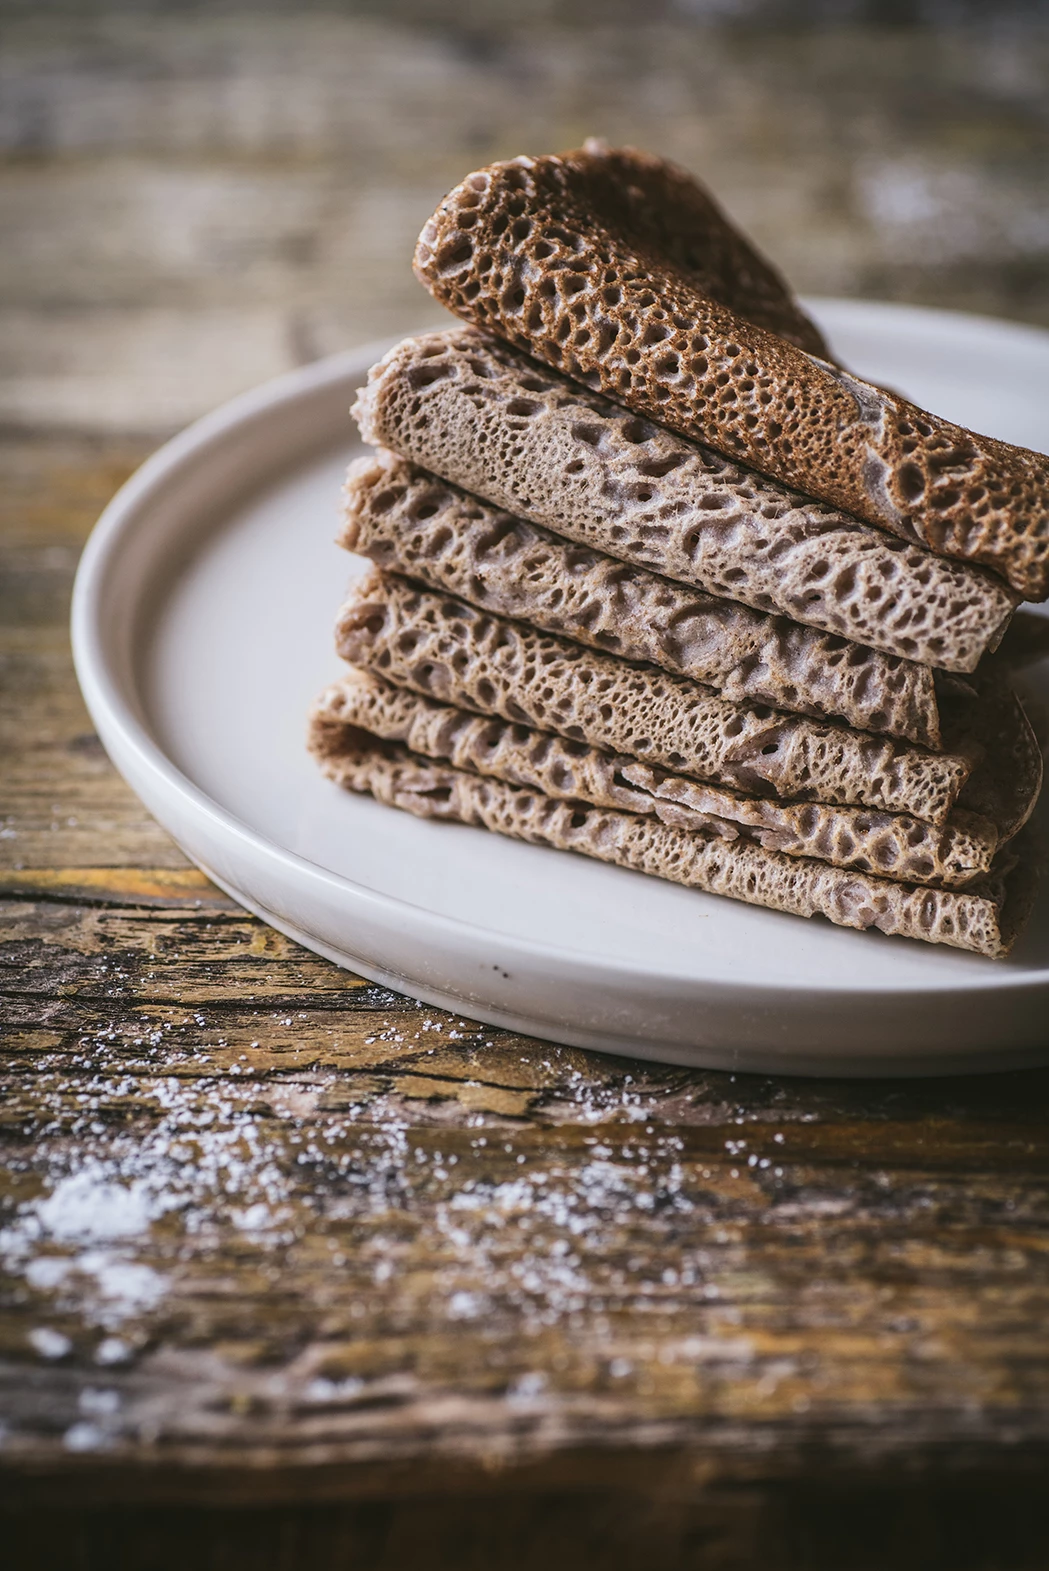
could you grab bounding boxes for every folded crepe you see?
[312,670,1009,889]
[335,570,998,826]
[942,671,1044,840]
[991,610,1049,673]
[353,328,1017,673]
[341,449,944,746]
[414,144,1049,599]
[502,140,831,359]
[308,713,1033,960]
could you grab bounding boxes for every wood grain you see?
[3,6,1049,1564]
[4,441,1049,1563]
[1,7,1048,437]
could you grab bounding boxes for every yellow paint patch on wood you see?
[0,866,238,907]
[0,1031,63,1055]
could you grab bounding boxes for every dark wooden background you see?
[3,3,1049,1566]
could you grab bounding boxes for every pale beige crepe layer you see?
[353,328,1017,673]
[335,570,990,827]
[414,145,1049,600]
[312,670,1005,889]
[308,715,1032,959]
[341,449,944,747]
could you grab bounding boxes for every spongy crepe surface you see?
[342,449,942,746]
[308,718,1023,959]
[313,670,1002,889]
[414,146,1049,599]
[335,570,979,826]
[542,142,831,357]
[354,328,1017,673]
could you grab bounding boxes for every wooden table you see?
[3,8,1049,1567]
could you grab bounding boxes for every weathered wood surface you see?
[5,428,1049,1571]
[2,5,1048,439]
[3,6,1049,1566]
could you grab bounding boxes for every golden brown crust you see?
[414,147,1049,599]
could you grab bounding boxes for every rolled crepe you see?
[414,144,1049,599]
[353,328,1017,673]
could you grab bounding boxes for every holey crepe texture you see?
[413,145,1049,599]
[353,329,1017,674]
[312,671,1003,890]
[309,142,1044,956]
[333,573,1041,836]
[309,703,1033,960]
[341,450,944,746]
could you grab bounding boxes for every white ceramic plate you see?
[72,301,1049,1076]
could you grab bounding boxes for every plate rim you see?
[70,301,1049,1024]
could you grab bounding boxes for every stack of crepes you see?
[309,142,1049,958]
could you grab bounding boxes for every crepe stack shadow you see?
[310,142,1046,958]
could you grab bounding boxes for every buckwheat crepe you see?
[312,670,1006,890]
[414,144,1049,598]
[309,710,1033,959]
[354,328,1017,672]
[335,570,1005,827]
[341,449,945,746]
